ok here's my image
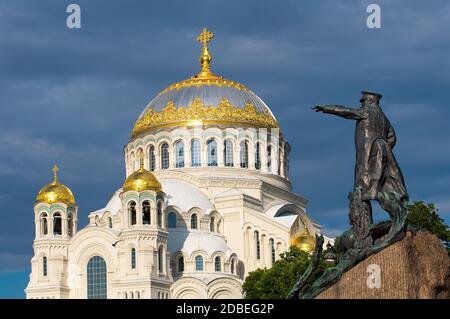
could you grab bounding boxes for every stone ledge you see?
[316,232,450,299]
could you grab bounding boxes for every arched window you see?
[87,256,107,299]
[230,258,235,274]
[41,213,48,236]
[131,248,136,269]
[267,145,272,172]
[142,201,151,225]
[53,213,62,235]
[210,217,215,232]
[240,141,249,168]
[43,256,47,277]
[255,142,261,170]
[178,256,184,272]
[123,292,127,299]
[190,213,198,230]
[224,139,234,167]
[160,143,169,169]
[214,256,221,272]
[191,139,201,167]
[129,202,137,225]
[107,217,113,229]
[168,212,176,228]
[195,256,203,271]
[67,213,73,237]
[130,152,135,172]
[158,246,163,273]
[174,140,184,168]
[157,201,163,227]
[255,231,261,260]
[207,139,218,167]
[135,291,140,299]
[148,146,155,171]
[270,238,276,264]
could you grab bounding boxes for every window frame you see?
[160,143,169,170]
[240,140,249,168]
[190,213,198,230]
[207,139,218,167]
[174,140,185,168]
[195,255,204,271]
[190,139,201,167]
[214,256,221,272]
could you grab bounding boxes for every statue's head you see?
[360,91,382,107]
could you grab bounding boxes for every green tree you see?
[243,246,330,299]
[406,201,450,249]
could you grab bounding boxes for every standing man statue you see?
[288,91,410,299]
[313,91,409,248]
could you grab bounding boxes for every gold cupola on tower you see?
[123,151,162,192]
[291,227,316,253]
[36,165,76,205]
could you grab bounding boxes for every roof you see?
[168,229,234,259]
[90,189,122,218]
[160,178,213,213]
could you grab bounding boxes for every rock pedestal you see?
[316,232,450,299]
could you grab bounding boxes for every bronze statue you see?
[288,91,409,299]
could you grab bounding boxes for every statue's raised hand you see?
[311,105,324,112]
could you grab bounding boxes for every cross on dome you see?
[197,28,214,47]
[196,28,215,78]
[52,164,59,183]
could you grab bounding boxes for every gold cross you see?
[52,164,59,182]
[197,28,214,48]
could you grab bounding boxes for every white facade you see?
[25,33,322,299]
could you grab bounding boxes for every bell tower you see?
[25,165,78,299]
[117,150,172,298]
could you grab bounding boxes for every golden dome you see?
[123,152,162,192]
[36,165,75,205]
[131,28,278,138]
[291,228,316,253]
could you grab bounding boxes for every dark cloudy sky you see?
[0,0,449,298]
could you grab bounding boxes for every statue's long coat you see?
[321,105,408,201]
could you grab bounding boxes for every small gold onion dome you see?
[36,165,75,205]
[123,152,162,192]
[291,227,316,253]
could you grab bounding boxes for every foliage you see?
[243,245,332,299]
[406,201,450,249]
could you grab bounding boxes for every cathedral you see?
[25,29,322,299]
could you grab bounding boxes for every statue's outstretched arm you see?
[312,105,366,120]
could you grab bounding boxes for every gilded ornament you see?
[132,98,278,137]
[131,28,279,137]
[291,227,316,253]
[123,150,162,192]
[36,165,76,205]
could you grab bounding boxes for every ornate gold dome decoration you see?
[131,28,279,137]
[123,150,162,192]
[291,227,316,253]
[36,165,76,205]
[132,98,278,136]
